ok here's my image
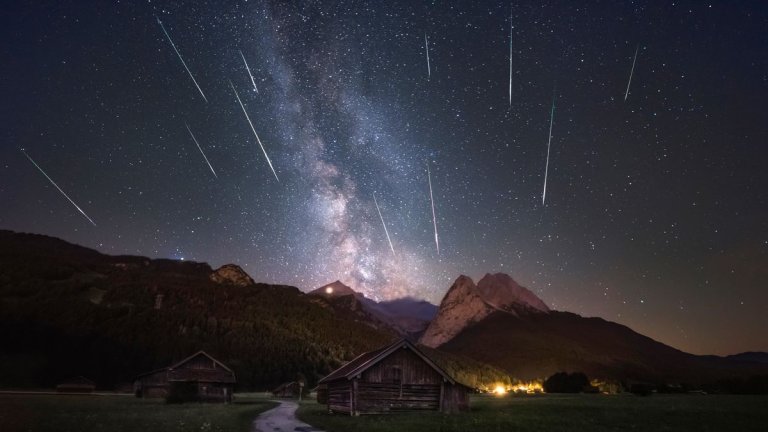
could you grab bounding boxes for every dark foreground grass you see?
[0,394,277,432]
[297,393,768,432]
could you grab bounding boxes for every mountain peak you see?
[209,264,255,287]
[476,273,549,313]
[309,280,357,297]
[420,273,549,348]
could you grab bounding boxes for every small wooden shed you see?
[317,339,469,415]
[134,351,235,402]
[56,376,96,393]
[272,381,303,398]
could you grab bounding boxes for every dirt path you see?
[252,400,324,432]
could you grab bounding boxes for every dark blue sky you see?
[2,0,766,355]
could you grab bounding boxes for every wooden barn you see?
[272,381,303,398]
[56,376,96,393]
[317,339,469,415]
[134,351,235,402]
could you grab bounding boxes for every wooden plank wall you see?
[357,382,441,412]
[361,348,442,384]
[327,381,352,413]
[441,383,470,413]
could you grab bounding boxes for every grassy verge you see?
[0,394,277,432]
[297,393,768,432]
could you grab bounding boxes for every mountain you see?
[420,273,548,348]
[362,297,438,336]
[422,274,768,384]
[309,281,437,337]
[0,230,395,390]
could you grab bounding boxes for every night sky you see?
[2,1,767,356]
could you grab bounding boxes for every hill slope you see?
[0,230,394,389]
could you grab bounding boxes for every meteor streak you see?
[229,80,279,182]
[21,149,96,226]
[156,16,208,103]
[373,193,396,256]
[542,91,556,206]
[427,162,440,255]
[185,123,217,178]
[508,11,513,106]
[424,33,431,78]
[624,44,639,101]
[239,50,259,93]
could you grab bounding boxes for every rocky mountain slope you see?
[423,274,768,384]
[420,273,548,348]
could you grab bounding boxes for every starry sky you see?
[2,1,767,356]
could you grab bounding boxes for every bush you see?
[543,372,590,393]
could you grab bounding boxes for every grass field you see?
[0,393,277,432]
[297,393,768,432]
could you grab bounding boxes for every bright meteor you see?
[21,149,96,227]
[424,33,431,79]
[508,10,513,106]
[624,44,639,101]
[229,80,279,182]
[185,123,217,178]
[542,91,556,206]
[373,193,396,256]
[427,162,440,255]
[239,50,259,93]
[156,16,208,103]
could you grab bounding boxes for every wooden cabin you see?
[134,351,235,402]
[56,376,96,393]
[272,381,303,398]
[317,339,469,415]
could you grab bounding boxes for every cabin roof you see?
[134,350,234,380]
[318,339,456,385]
[169,350,234,373]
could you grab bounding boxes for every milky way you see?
[3,1,767,355]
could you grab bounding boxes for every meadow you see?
[0,393,276,432]
[297,393,768,432]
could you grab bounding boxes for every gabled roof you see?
[169,350,234,373]
[318,339,456,385]
[135,351,233,380]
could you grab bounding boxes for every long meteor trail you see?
[229,80,279,182]
[427,162,440,255]
[156,16,208,103]
[424,33,431,78]
[21,149,96,226]
[542,92,556,206]
[508,11,513,106]
[239,50,259,93]
[373,193,396,256]
[185,123,217,178]
[624,45,639,101]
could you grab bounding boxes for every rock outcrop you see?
[209,264,255,287]
[419,273,549,348]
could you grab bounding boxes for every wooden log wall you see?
[357,382,440,412]
[327,381,352,413]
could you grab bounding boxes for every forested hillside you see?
[0,230,394,390]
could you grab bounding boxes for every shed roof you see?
[318,339,456,385]
[134,351,235,381]
[169,350,234,373]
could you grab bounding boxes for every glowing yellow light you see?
[509,381,544,394]
[493,385,507,395]
[325,286,334,294]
